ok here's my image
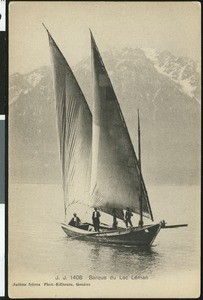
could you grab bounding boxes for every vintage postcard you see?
[8,1,200,298]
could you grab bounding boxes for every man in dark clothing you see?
[92,208,101,232]
[69,213,81,227]
[112,208,118,229]
[125,207,133,227]
[138,219,144,227]
[161,220,166,228]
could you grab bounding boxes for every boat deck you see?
[61,222,162,246]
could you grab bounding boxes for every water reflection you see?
[72,240,161,277]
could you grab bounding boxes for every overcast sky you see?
[9,1,201,75]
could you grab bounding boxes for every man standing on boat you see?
[138,219,144,227]
[92,208,101,232]
[69,213,81,227]
[112,208,118,229]
[125,207,133,227]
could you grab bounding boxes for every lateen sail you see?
[45,27,92,214]
[90,31,153,220]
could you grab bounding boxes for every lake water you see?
[9,184,200,298]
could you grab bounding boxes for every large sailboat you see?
[44,26,187,246]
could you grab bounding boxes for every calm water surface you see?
[9,184,200,284]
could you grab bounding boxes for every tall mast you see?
[138,109,141,171]
[138,109,143,226]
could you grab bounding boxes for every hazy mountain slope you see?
[9,48,200,185]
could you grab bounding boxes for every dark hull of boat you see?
[61,223,161,246]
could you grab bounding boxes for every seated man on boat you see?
[138,219,144,227]
[112,208,118,229]
[161,220,166,228]
[92,208,101,232]
[125,207,133,228]
[68,213,81,227]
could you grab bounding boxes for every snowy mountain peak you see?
[142,47,159,62]
[10,48,200,106]
[10,66,51,104]
[143,47,199,99]
[25,71,44,87]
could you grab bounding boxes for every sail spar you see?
[45,26,92,214]
[90,31,153,220]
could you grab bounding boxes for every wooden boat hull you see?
[61,223,161,246]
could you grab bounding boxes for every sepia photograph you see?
[8,1,200,298]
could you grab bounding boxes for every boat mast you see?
[138,109,143,226]
[138,109,141,171]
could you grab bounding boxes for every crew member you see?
[125,207,133,227]
[112,208,118,229]
[138,219,144,227]
[92,208,101,232]
[161,220,166,228]
[69,213,81,227]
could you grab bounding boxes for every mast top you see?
[42,23,49,32]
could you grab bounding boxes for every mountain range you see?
[9,47,200,185]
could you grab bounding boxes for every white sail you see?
[90,32,153,220]
[46,28,92,214]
